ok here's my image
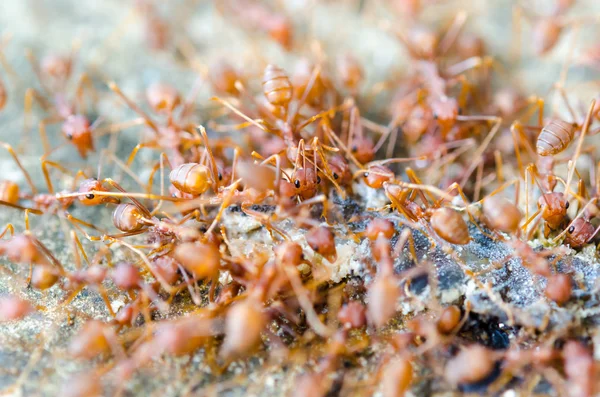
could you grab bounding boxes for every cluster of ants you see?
[1,0,600,395]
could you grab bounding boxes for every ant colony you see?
[2,0,600,396]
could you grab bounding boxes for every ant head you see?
[291,167,319,200]
[430,97,458,132]
[537,192,569,228]
[364,165,393,189]
[78,179,119,206]
[564,218,595,249]
[306,226,336,261]
[365,218,395,241]
[327,154,351,185]
[274,241,304,267]
[146,83,181,114]
[62,115,94,158]
[350,136,375,164]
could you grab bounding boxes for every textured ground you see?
[1,0,600,396]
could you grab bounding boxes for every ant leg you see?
[126,141,160,167]
[0,34,17,80]
[40,150,77,194]
[198,126,219,192]
[510,122,535,178]
[102,149,146,189]
[405,168,434,205]
[494,150,504,184]
[459,117,502,187]
[101,178,152,218]
[311,140,344,197]
[289,64,322,123]
[74,72,97,115]
[23,87,51,143]
[0,223,14,239]
[205,181,240,236]
[474,161,484,202]
[149,153,173,216]
[565,100,596,194]
[0,142,38,194]
[393,228,419,264]
[93,118,146,138]
[103,236,175,295]
[438,10,468,55]
[107,81,159,134]
[445,56,489,77]
[38,117,63,156]
[70,230,89,268]
[211,95,273,134]
[520,96,545,127]
[282,262,332,337]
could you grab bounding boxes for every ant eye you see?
[458,107,463,115]
[565,201,570,209]
[294,180,301,189]
[351,145,358,152]
[85,194,95,200]
[568,226,575,233]
[218,173,223,181]
[316,176,321,184]
[66,134,73,140]
[433,113,438,120]
[333,173,339,180]
[363,172,369,178]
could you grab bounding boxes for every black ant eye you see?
[351,145,358,152]
[457,107,463,115]
[433,113,438,120]
[294,180,301,189]
[218,173,223,181]
[85,194,95,200]
[316,176,321,184]
[565,201,570,209]
[363,172,369,178]
[66,133,73,140]
[333,173,339,180]
[568,226,575,233]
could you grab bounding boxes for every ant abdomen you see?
[262,64,293,108]
[169,163,212,196]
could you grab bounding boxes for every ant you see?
[107,80,207,169]
[23,47,101,158]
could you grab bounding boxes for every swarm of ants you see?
[2,0,600,395]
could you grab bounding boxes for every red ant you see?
[23,48,101,158]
